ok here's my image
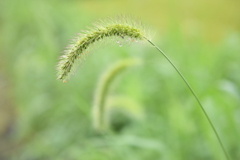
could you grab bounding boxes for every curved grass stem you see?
[92,59,140,132]
[145,38,230,160]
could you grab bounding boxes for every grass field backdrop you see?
[0,0,239,159]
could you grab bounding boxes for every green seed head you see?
[56,16,149,81]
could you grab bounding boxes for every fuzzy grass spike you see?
[57,17,147,81]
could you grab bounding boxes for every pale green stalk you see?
[92,59,140,132]
[145,38,230,160]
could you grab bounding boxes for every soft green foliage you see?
[0,0,240,160]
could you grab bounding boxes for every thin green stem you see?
[145,38,230,160]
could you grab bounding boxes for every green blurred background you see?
[0,0,240,159]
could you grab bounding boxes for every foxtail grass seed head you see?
[57,16,149,82]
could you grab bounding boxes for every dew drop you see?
[116,40,120,44]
